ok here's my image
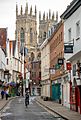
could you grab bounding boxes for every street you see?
[0,97,65,120]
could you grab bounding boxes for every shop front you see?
[70,78,81,114]
[52,82,61,103]
[41,79,50,100]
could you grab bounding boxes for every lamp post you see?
[21,43,25,96]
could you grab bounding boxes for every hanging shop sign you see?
[66,62,72,70]
[49,68,55,74]
[55,64,61,70]
[64,45,73,53]
[58,58,64,65]
[4,70,9,75]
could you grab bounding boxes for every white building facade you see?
[0,46,6,82]
[40,38,50,100]
[61,0,81,113]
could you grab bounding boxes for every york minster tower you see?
[15,3,37,59]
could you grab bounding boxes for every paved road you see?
[0,96,65,120]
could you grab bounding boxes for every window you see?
[7,58,8,65]
[20,28,24,43]
[32,63,36,69]
[73,64,76,76]
[30,28,33,43]
[39,72,41,78]
[51,27,53,34]
[32,72,36,78]
[68,28,71,41]
[59,34,60,43]
[76,21,80,39]
[43,32,46,40]
[31,52,34,61]
[39,62,41,68]
[61,32,62,41]
[49,30,51,37]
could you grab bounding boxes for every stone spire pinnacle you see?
[30,5,32,15]
[43,12,45,20]
[39,11,41,20]
[16,3,18,17]
[35,5,37,17]
[25,2,28,15]
[49,9,51,19]
[20,5,23,15]
[56,11,58,22]
[46,13,48,21]
[52,12,54,20]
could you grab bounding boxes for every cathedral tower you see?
[15,2,37,58]
[38,10,58,45]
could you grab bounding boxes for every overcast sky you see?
[0,0,72,40]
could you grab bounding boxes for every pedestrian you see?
[5,89,9,100]
[1,89,4,99]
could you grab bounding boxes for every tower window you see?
[20,28,24,44]
[30,28,33,43]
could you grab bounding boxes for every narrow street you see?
[0,97,64,120]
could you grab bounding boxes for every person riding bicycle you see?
[25,90,29,106]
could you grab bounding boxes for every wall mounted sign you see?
[64,45,73,53]
[49,68,55,74]
[58,58,64,65]
[66,62,72,70]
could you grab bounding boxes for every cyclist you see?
[25,90,29,107]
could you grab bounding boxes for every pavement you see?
[0,96,18,112]
[35,96,81,120]
[0,96,81,120]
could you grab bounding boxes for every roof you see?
[60,0,81,19]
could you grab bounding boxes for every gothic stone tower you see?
[15,3,37,59]
[38,10,58,45]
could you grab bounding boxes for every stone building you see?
[49,20,64,103]
[15,2,59,95]
[15,3,41,95]
[15,3,37,58]
[38,10,58,45]
[0,28,7,54]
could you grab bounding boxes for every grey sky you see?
[0,0,72,39]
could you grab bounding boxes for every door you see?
[52,83,61,101]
